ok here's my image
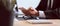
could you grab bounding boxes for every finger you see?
[28,7,37,12]
[28,6,37,11]
[19,7,26,10]
[28,7,35,11]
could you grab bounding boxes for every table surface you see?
[13,19,60,26]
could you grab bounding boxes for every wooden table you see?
[13,19,60,26]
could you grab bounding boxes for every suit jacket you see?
[36,0,60,19]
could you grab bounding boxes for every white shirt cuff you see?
[39,11,46,18]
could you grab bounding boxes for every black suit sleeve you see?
[36,0,48,11]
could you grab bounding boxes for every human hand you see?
[19,7,31,16]
[19,7,39,16]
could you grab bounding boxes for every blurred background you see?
[1,0,60,20]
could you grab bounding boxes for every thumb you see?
[28,7,34,11]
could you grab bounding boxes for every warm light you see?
[16,0,41,9]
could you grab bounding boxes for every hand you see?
[19,7,31,16]
[19,7,39,16]
[28,7,39,16]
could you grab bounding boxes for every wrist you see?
[35,11,39,16]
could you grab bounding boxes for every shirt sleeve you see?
[39,11,46,18]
